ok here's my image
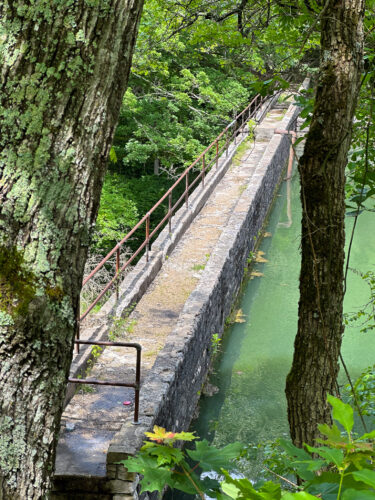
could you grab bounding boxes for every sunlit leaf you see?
[327,394,354,434]
[145,425,176,443]
[281,492,317,499]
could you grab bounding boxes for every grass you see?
[191,263,205,272]
[232,136,254,166]
[191,254,210,272]
[108,304,138,341]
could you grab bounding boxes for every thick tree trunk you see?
[285,0,364,448]
[0,1,144,498]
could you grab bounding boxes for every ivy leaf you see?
[187,440,242,472]
[327,394,354,435]
[352,470,375,489]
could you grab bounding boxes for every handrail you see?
[79,93,266,322]
[69,339,141,424]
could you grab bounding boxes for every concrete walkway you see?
[55,105,290,478]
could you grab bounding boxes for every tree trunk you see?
[0,1,144,498]
[285,0,364,448]
[154,157,160,175]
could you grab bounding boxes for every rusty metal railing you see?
[69,339,141,424]
[79,93,266,322]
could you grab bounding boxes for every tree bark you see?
[0,1,144,498]
[285,0,364,448]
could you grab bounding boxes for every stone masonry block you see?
[105,479,135,495]
[107,464,117,480]
[117,465,136,481]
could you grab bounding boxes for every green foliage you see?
[345,30,375,216]
[92,172,174,255]
[344,270,375,334]
[120,397,375,499]
[121,425,242,496]
[92,174,139,254]
[345,365,375,421]
[111,0,318,177]
[293,87,315,130]
[211,333,222,356]
[85,345,103,376]
[192,264,206,271]
[108,304,137,341]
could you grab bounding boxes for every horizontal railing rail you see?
[69,339,141,424]
[79,93,267,322]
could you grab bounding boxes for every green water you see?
[192,168,375,478]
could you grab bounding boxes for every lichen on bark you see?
[0,0,145,497]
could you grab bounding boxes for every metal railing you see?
[79,93,265,322]
[69,339,141,424]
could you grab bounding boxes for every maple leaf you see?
[145,426,172,443]
[145,426,196,444]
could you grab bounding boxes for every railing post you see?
[168,192,172,233]
[202,155,205,188]
[185,171,189,208]
[76,300,80,354]
[146,215,150,262]
[216,139,219,168]
[234,123,237,145]
[116,247,120,300]
[133,347,141,424]
[226,129,229,157]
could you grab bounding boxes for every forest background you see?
[91,0,316,259]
